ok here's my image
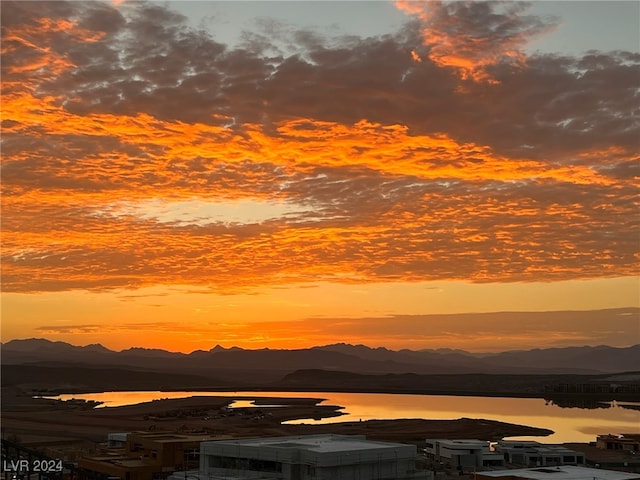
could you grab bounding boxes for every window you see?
[207,455,282,473]
[183,448,199,462]
[247,458,282,472]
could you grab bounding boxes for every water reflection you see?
[42,390,640,444]
[545,398,612,409]
[545,398,640,410]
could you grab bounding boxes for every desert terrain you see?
[1,386,552,447]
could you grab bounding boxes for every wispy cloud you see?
[36,324,103,335]
[36,321,209,336]
[34,308,640,352]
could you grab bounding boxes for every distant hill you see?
[311,342,640,374]
[274,369,640,400]
[1,364,225,392]
[2,338,639,376]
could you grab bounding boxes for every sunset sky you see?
[1,1,639,353]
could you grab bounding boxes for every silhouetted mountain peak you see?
[3,338,94,352]
[414,347,474,356]
[319,342,390,351]
[210,345,244,352]
[3,338,638,375]
[120,347,183,357]
[79,343,113,353]
[314,343,393,355]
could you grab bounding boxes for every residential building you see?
[475,465,640,479]
[78,431,221,480]
[198,434,430,479]
[597,434,640,453]
[496,440,585,467]
[78,453,160,480]
[565,438,640,472]
[108,433,129,448]
[424,439,504,468]
[125,431,219,471]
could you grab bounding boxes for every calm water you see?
[45,390,640,443]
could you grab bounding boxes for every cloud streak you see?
[34,308,640,352]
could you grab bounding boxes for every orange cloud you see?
[1,90,613,188]
[395,0,557,82]
[2,86,637,293]
[1,0,638,296]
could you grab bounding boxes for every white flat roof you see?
[431,439,489,447]
[478,465,640,479]
[204,434,412,453]
[168,470,268,480]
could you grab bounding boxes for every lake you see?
[45,390,640,444]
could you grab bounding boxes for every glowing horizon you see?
[1,1,638,352]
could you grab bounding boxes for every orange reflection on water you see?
[46,390,640,444]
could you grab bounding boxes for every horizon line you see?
[3,336,639,357]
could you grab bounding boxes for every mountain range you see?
[2,338,639,377]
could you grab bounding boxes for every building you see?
[475,465,640,479]
[78,431,221,480]
[565,437,640,473]
[597,435,640,453]
[496,440,585,467]
[108,433,129,448]
[424,439,504,468]
[125,431,219,471]
[78,453,160,480]
[198,434,429,479]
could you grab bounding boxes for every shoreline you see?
[31,385,640,403]
[1,390,554,447]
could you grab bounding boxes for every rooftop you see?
[203,434,411,453]
[129,431,220,443]
[430,439,489,447]
[502,445,581,454]
[80,454,155,469]
[477,465,640,480]
[564,442,640,465]
[498,440,548,447]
